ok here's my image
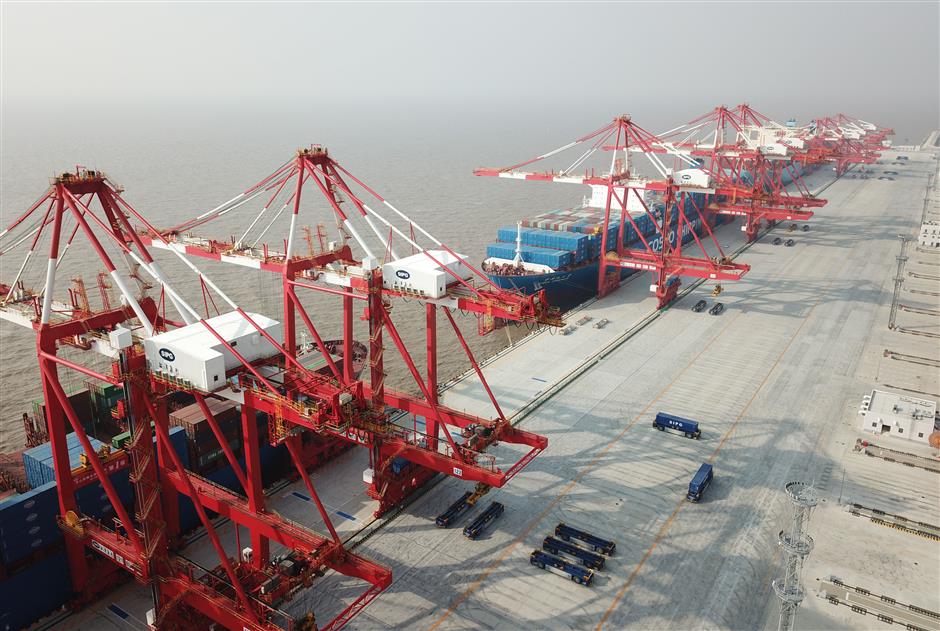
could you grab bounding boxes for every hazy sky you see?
[2,2,939,142]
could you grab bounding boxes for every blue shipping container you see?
[486,244,573,269]
[3,428,188,564]
[0,482,61,565]
[23,427,189,490]
[687,463,714,502]
[22,433,108,490]
[177,441,286,533]
[497,227,590,255]
[653,412,701,438]
[0,546,72,631]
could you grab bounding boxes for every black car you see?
[785,239,795,247]
[878,176,894,181]
[884,170,898,175]
[692,299,707,313]
[802,225,809,232]
[773,237,783,245]
[708,302,724,316]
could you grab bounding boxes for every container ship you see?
[482,163,808,310]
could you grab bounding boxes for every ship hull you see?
[489,262,633,312]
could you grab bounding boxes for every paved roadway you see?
[51,153,939,630]
[310,152,937,630]
[817,580,940,631]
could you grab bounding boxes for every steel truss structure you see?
[0,149,557,629]
[475,115,752,306]
[805,113,893,176]
[657,104,828,242]
[475,106,890,305]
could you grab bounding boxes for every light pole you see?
[888,235,909,330]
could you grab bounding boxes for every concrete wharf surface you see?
[329,151,939,630]
[49,151,940,631]
[816,579,940,631]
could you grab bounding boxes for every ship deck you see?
[48,151,940,630]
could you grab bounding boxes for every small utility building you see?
[859,389,937,443]
[919,221,940,248]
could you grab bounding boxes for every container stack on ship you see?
[484,195,680,310]
[482,159,815,311]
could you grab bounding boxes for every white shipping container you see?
[381,250,471,298]
[143,311,283,391]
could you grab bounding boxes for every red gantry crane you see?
[0,151,558,630]
[140,145,559,512]
[833,113,894,148]
[475,115,751,307]
[656,104,828,242]
[794,113,892,176]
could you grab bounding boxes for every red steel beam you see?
[141,398,257,617]
[285,436,341,544]
[193,393,249,492]
[441,307,504,421]
[40,361,144,553]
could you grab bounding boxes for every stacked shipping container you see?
[486,205,669,270]
[169,399,241,473]
[3,429,188,566]
[22,433,110,489]
[0,547,72,631]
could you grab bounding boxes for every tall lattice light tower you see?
[888,235,909,330]
[773,481,818,631]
